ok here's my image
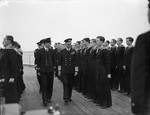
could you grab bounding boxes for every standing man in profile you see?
[0,35,18,103]
[115,38,125,93]
[123,37,134,96]
[36,38,55,106]
[58,38,78,105]
[109,39,117,91]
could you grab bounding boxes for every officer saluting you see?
[35,38,55,106]
[58,38,78,105]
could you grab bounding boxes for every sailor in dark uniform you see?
[54,42,61,78]
[78,40,85,93]
[115,38,125,92]
[88,39,97,100]
[34,39,44,94]
[123,37,134,95]
[73,41,81,91]
[131,1,150,114]
[0,35,18,103]
[35,38,55,106]
[95,36,112,108]
[58,38,78,105]
[109,39,117,90]
[13,41,25,100]
[81,38,91,97]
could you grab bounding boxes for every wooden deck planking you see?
[20,66,132,115]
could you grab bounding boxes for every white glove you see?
[37,72,41,76]
[9,78,15,83]
[0,79,5,82]
[58,71,61,76]
[123,65,126,70]
[74,72,78,76]
[107,74,111,79]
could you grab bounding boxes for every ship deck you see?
[19,66,132,115]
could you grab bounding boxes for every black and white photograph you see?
[0,0,150,115]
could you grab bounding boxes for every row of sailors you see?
[0,35,25,104]
[74,37,133,108]
[54,36,134,95]
[34,36,134,108]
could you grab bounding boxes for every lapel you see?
[41,48,48,56]
[96,48,103,57]
[125,46,133,55]
[64,48,70,57]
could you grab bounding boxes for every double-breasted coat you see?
[58,48,78,100]
[35,48,55,103]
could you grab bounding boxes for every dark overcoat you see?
[58,48,78,73]
[131,31,150,114]
[36,48,55,73]
[0,49,18,103]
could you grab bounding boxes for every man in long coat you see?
[131,1,150,114]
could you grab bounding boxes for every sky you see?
[0,0,149,51]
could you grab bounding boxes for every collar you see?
[14,48,23,56]
[44,46,49,51]
[126,45,133,49]
[117,44,122,47]
[127,45,133,48]
[66,47,71,51]
[5,44,13,49]
[111,45,116,48]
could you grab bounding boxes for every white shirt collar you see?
[5,44,13,49]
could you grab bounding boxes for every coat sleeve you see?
[52,49,56,67]
[75,50,78,67]
[9,50,17,79]
[34,49,37,65]
[131,34,148,114]
[58,50,63,70]
[35,49,41,69]
[104,49,110,75]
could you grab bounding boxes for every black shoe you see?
[43,102,47,107]
[68,99,72,102]
[101,105,111,109]
[46,99,52,103]
[64,100,69,105]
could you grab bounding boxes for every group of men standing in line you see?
[0,1,149,114]
[0,35,25,104]
[34,35,134,109]
[72,37,134,109]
